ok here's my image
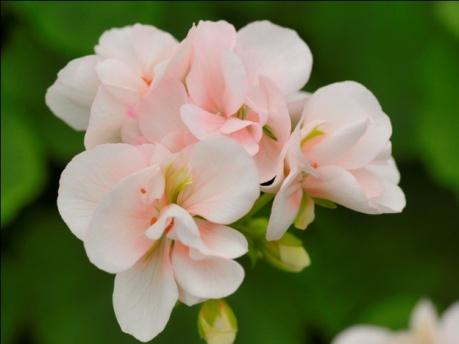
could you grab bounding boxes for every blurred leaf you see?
[2,27,84,164]
[0,93,46,226]
[299,3,435,161]
[417,39,459,197]
[1,255,30,343]
[436,1,459,40]
[357,295,418,330]
[10,1,165,57]
[2,208,139,344]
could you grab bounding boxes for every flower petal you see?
[220,117,255,134]
[178,287,204,307]
[113,240,178,343]
[180,104,226,139]
[410,299,438,343]
[267,171,303,241]
[440,302,459,344]
[352,162,405,213]
[237,20,312,94]
[366,156,400,185]
[57,143,151,240]
[84,87,126,148]
[287,91,309,126]
[45,55,99,130]
[84,165,164,273]
[186,21,238,113]
[96,58,146,102]
[180,137,260,224]
[196,219,248,259]
[304,166,378,214]
[308,119,368,165]
[253,77,291,182]
[221,51,248,115]
[303,81,392,169]
[95,24,177,78]
[138,79,189,143]
[146,204,206,253]
[332,326,392,344]
[172,242,244,299]
[228,127,260,156]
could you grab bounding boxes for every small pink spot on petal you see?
[140,188,147,194]
[127,108,136,119]
[312,161,319,169]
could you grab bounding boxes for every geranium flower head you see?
[267,81,406,240]
[57,137,259,341]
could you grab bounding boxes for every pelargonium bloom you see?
[46,24,178,147]
[57,137,259,342]
[138,20,312,182]
[267,81,406,240]
[333,299,459,344]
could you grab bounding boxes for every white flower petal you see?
[196,219,248,259]
[113,240,178,342]
[84,165,164,273]
[180,137,260,224]
[45,55,99,130]
[267,171,303,241]
[172,242,244,299]
[237,20,312,94]
[57,144,151,240]
[440,302,459,344]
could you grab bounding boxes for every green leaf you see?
[436,1,459,40]
[291,2,435,160]
[2,28,84,163]
[10,1,165,57]
[417,39,459,197]
[1,93,46,226]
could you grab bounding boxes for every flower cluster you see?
[333,299,459,344]
[47,20,405,342]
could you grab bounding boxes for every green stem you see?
[245,192,274,219]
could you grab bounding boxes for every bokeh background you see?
[2,1,459,343]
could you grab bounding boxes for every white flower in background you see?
[333,299,459,344]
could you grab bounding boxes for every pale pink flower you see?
[57,137,259,342]
[46,24,178,147]
[267,81,406,240]
[333,299,459,344]
[138,20,312,182]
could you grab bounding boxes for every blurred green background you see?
[1,1,459,343]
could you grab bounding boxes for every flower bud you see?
[198,299,238,344]
[261,232,310,272]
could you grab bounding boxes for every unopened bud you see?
[198,299,237,344]
[261,232,310,272]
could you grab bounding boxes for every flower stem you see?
[245,192,274,219]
